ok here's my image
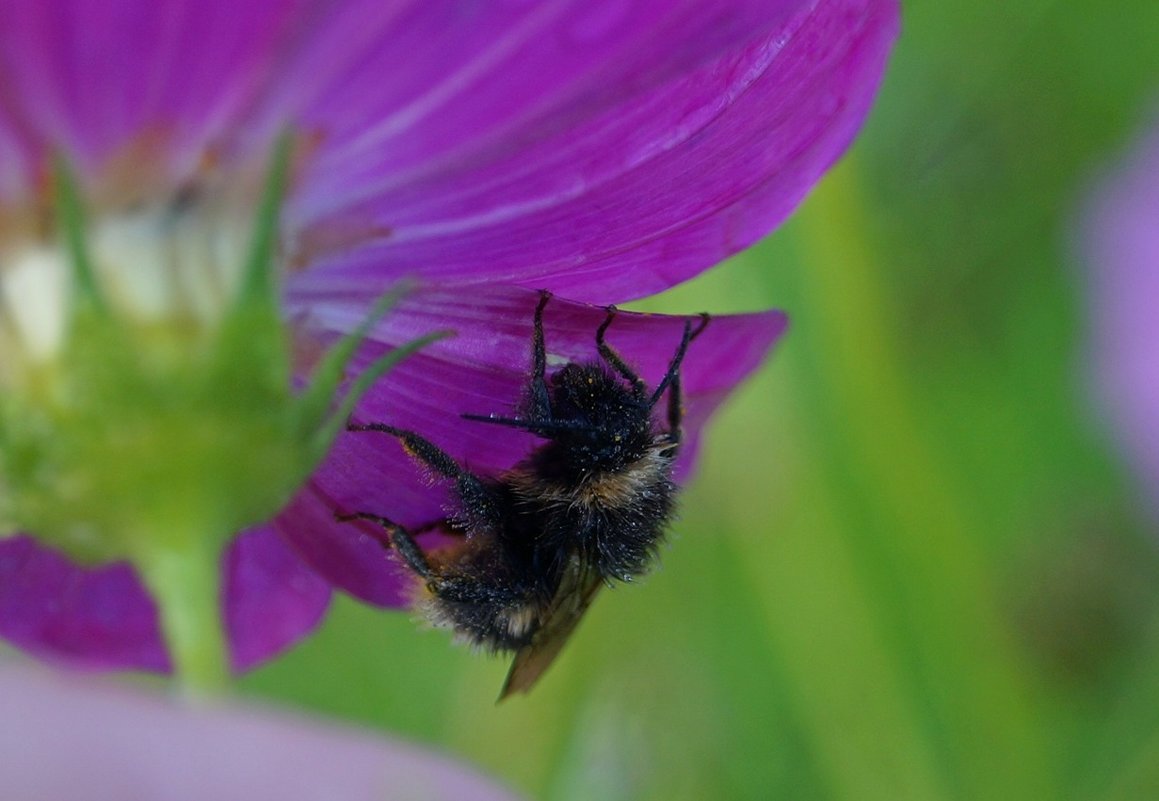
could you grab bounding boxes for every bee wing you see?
[498,558,604,700]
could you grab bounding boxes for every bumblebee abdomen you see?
[419,591,542,652]
[575,478,677,580]
[414,539,553,653]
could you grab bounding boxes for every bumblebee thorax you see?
[541,363,653,475]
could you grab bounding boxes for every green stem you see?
[792,158,1053,799]
[1098,733,1159,801]
[137,536,230,697]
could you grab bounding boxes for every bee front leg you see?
[526,290,553,422]
[653,314,710,440]
[596,306,647,397]
[347,422,503,531]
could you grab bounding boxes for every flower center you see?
[86,189,250,326]
[0,161,258,377]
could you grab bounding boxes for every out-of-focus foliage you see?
[241,2,1159,798]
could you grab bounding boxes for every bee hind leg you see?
[335,510,434,580]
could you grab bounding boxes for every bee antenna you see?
[462,413,586,435]
[461,413,533,429]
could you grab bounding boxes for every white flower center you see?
[0,245,68,362]
[0,193,250,373]
[88,198,249,323]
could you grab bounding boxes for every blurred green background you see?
[241,3,1159,799]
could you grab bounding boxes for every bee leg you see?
[347,422,503,529]
[654,314,710,442]
[349,423,460,478]
[334,511,434,580]
[526,290,553,422]
[383,522,436,581]
[337,511,461,540]
[596,306,647,397]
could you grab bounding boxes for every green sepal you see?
[309,328,453,464]
[51,154,108,315]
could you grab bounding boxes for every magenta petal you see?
[287,0,808,197]
[224,526,332,671]
[275,483,415,609]
[0,0,305,181]
[284,285,785,607]
[290,0,899,303]
[0,0,809,193]
[0,536,169,672]
[0,665,524,801]
[0,528,330,673]
[1084,121,1159,517]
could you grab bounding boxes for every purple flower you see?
[0,663,523,801]
[1084,118,1159,519]
[0,0,899,673]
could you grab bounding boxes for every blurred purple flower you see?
[1084,118,1159,518]
[0,663,522,801]
[0,0,899,671]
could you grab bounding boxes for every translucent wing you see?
[498,557,604,700]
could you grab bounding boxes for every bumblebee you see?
[342,292,708,698]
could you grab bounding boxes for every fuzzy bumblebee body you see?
[343,292,707,697]
[507,423,680,583]
[409,521,556,652]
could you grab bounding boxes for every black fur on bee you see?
[339,291,708,695]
